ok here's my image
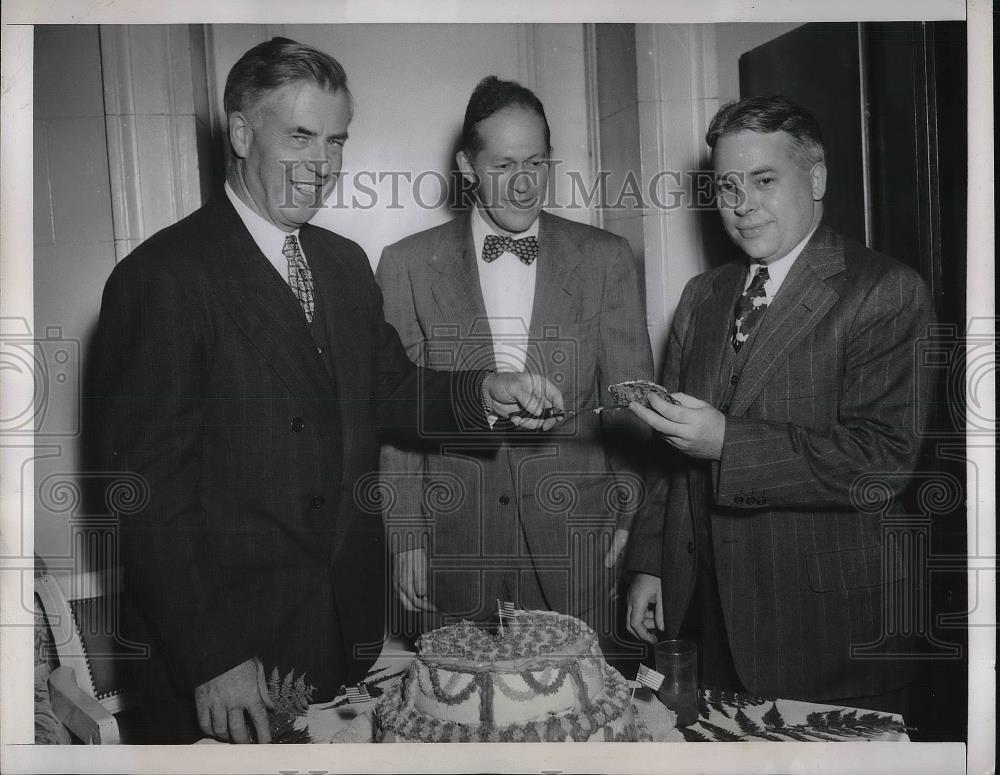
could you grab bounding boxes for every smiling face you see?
[228,80,351,232]
[712,129,826,264]
[457,106,549,236]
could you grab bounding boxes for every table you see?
[274,641,909,744]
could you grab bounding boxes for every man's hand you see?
[626,572,664,644]
[603,528,630,569]
[393,546,438,613]
[483,372,564,430]
[195,658,274,743]
[629,392,725,460]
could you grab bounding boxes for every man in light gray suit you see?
[377,76,653,651]
[625,95,933,714]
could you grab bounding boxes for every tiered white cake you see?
[376,610,643,742]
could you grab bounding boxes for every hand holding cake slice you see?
[608,380,679,408]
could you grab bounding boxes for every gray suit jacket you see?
[626,226,934,701]
[377,211,653,627]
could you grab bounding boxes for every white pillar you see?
[634,24,720,375]
[100,25,214,261]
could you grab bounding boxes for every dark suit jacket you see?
[377,211,652,629]
[88,196,485,737]
[626,226,934,701]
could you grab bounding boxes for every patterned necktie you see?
[283,234,314,324]
[482,233,539,265]
[731,265,770,351]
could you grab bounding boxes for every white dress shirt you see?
[225,181,307,283]
[471,205,540,373]
[744,223,819,300]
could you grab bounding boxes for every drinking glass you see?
[653,638,699,727]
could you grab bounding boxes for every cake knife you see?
[506,392,680,422]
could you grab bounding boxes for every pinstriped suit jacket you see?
[626,226,934,701]
[377,211,653,629]
[88,195,486,733]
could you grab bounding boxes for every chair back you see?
[35,570,141,715]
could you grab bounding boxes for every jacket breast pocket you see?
[806,543,907,592]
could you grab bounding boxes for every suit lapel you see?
[201,198,337,412]
[299,224,363,407]
[428,215,494,370]
[728,227,844,416]
[527,212,585,345]
[686,263,745,407]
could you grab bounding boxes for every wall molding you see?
[635,23,720,371]
[99,25,210,258]
[582,24,603,229]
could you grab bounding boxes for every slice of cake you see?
[608,379,679,408]
[375,611,644,742]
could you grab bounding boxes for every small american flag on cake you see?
[344,684,371,704]
[498,600,519,617]
[635,664,665,692]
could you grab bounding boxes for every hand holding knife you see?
[507,391,680,422]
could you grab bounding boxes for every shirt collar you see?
[749,222,819,296]
[225,181,301,268]
[471,204,540,262]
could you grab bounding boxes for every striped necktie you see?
[283,234,314,323]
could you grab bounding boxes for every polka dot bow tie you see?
[482,233,539,265]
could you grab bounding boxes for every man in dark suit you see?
[89,39,561,744]
[625,96,933,714]
[377,77,652,650]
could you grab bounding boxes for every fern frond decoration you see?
[733,707,784,741]
[678,725,711,742]
[697,719,746,742]
[264,665,317,743]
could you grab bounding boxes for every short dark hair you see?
[223,37,352,118]
[461,76,551,156]
[706,95,825,168]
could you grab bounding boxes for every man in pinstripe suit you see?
[625,96,933,714]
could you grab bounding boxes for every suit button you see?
[499,495,510,505]
[686,541,695,555]
[311,495,325,509]
[291,417,305,432]
[368,392,376,400]
[729,375,739,386]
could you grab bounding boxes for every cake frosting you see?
[376,610,644,742]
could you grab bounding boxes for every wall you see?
[32,24,214,568]
[208,24,594,268]
[32,25,116,565]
